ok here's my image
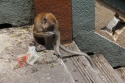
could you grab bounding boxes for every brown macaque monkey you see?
[32,12,95,69]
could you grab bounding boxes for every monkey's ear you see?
[114,12,119,18]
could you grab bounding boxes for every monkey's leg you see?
[33,39,46,52]
[34,31,55,51]
[36,44,46,52]
[44,34,53,49]
[53,32,62,58]
[30,40,36,46]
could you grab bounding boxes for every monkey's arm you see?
[34,31,55,37]
[53,31,62,57]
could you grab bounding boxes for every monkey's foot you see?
[54,51,62,59]
[30,40,35,46]
[36,45,46,52]
[47,32,55,36]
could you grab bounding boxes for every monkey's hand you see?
[46,32,55,36]
[34,31,55,37]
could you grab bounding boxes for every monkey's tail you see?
[59,44,96,69]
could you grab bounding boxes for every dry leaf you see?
[46,74,50,76]
[13,64,20,70]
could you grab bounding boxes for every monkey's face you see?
[41,17,55,32]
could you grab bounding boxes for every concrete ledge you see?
[0,26,75,83]
[74,31,125,67]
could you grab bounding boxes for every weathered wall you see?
[0,0,34,26]
[71,0,95,32]
[71,0,95,48]
[33,0,72,44]
[72,0,125,67]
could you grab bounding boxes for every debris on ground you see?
[17,53,29,67]
[17,46,42,67]
[26,46,42,65]
[0,26,75,83]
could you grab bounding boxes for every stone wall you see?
[0,0,34,26]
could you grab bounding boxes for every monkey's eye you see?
[43,18,47,24]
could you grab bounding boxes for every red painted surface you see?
[33,0,72,44]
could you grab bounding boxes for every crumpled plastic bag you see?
[17,46,41,66]
[17,53,29,67]
[26,46,41,65]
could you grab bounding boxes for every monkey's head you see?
[41,17,54,31]
[34,13,57,32]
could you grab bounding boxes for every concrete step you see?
[0,26,124,83]
[91,54,124,83]
[115,67,125,82]
[0,51,76,83]
[60,42,124,83]
[60,42,104,83]
[0,27,75,83]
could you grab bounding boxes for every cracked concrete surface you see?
[0,26,75,83]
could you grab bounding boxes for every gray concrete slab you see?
[61,42,104,83]
[0,26,75,83]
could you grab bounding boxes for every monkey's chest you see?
[34,36,54,50]
[34,36,45,45]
